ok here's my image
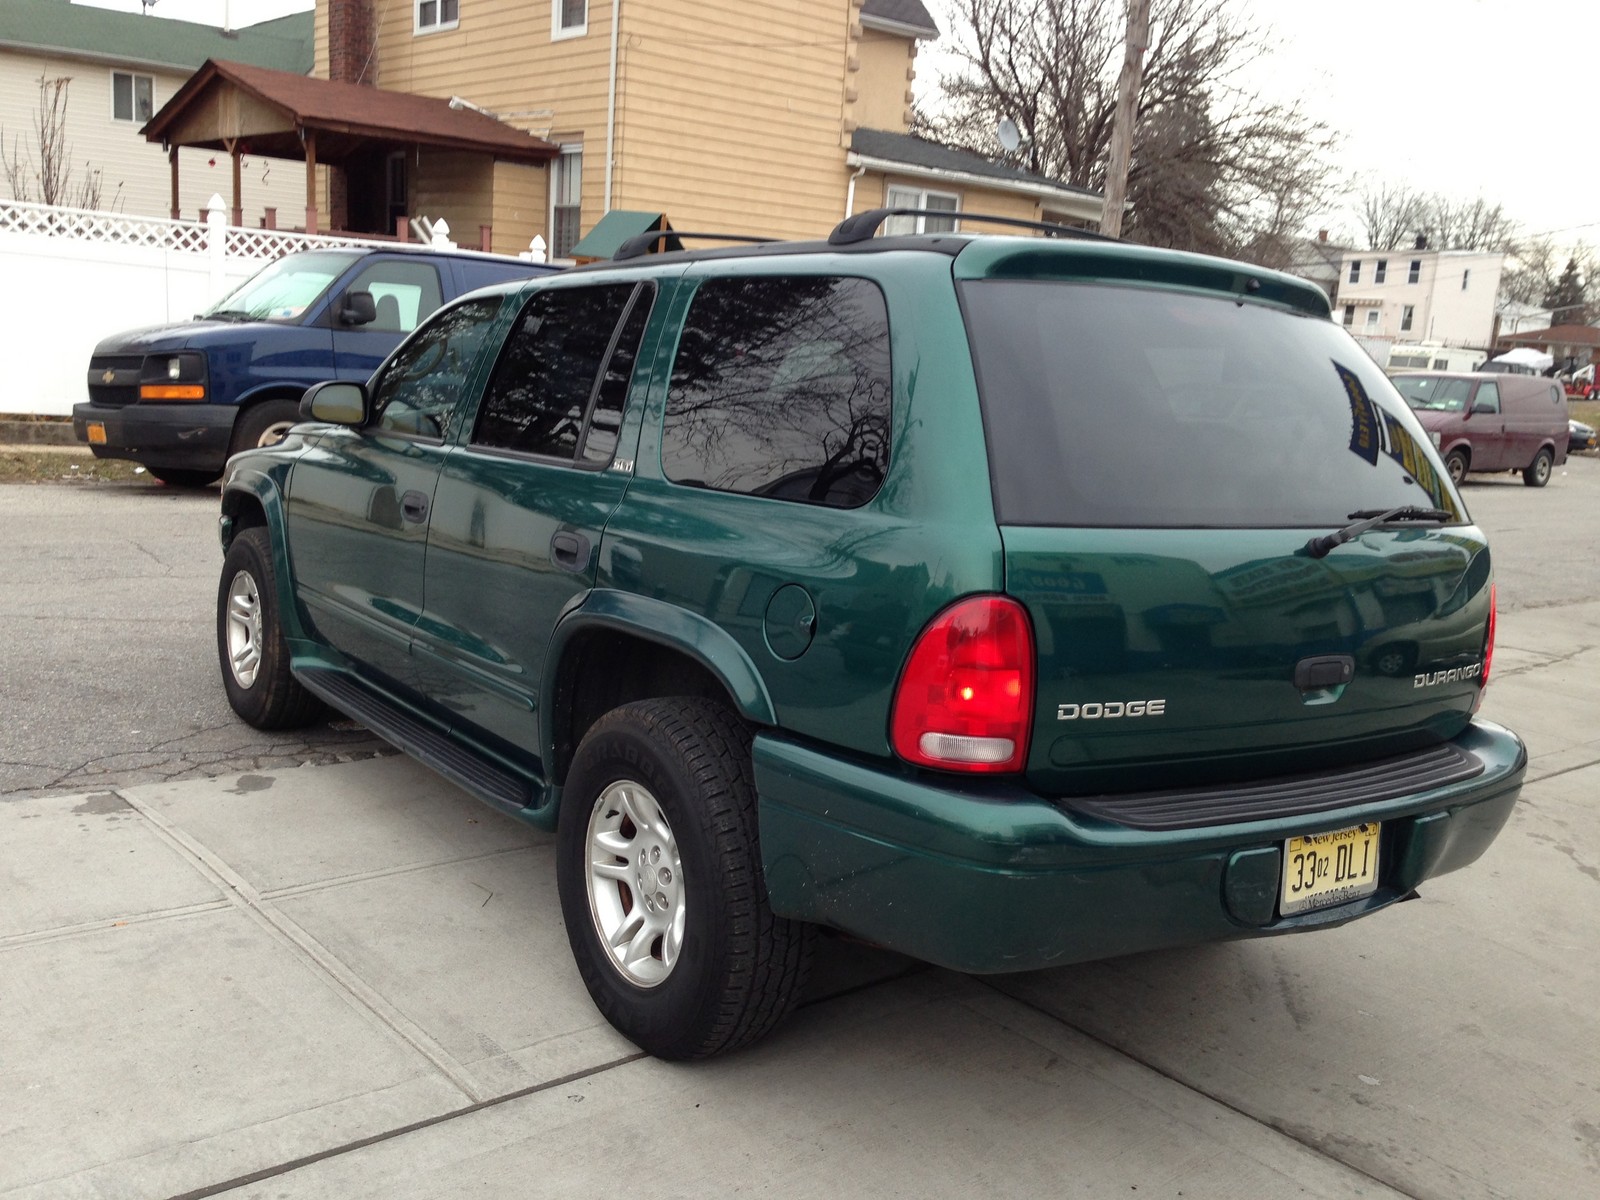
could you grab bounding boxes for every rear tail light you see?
[1473,582,1496,713]
[890,595,1035,773]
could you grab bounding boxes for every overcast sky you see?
[79,0,1597,256]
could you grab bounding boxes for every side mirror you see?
[301,380,367,426]
[339,290,378,326]
[1471,402,1496,415]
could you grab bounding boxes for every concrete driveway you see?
[2,459,1598,1198]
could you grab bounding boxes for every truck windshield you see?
[202,251,360,323]
[1392,376,1473,412]
[960,280,1463,528]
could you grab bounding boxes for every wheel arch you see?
[542,591,777,788]
[219,471,308,641]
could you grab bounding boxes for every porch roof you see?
[141,59,560,166]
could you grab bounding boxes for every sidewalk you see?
[4,607,1598,1199]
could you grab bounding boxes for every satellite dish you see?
[997,118,1021,152]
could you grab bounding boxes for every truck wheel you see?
[148,467,220,487]
[1444,450,1468,485]
[556,698,814,1060]
[231,399,303,456]
[1522,448,1553,488]
[217,527,321,729]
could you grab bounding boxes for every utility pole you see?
[1100,0,1151,239]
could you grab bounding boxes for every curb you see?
[0,418,76,447]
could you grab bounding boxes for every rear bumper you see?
[72,402,236,471]
[754,719,1525,973]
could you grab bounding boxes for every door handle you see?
[400,489,430,523]
[550,530,591,573]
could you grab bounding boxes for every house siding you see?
[852,28,914,132]
[0,48,306,222]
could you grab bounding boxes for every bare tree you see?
[921,0,1338,260]
[1356,183,1424,251]
[2,74,111,210]
[1500,236,1556,307]
[1419,196,1518,253]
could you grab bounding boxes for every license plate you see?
[1280,822,1380,915]
[87,422,106,445]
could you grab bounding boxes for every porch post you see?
[303,129,319,234]
[227,139,243,227]
[168,145,180,220]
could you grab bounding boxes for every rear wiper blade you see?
[1304,506,1453,558]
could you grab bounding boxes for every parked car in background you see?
[72,246,556,486]
[1570,419,1597,454]
[1391,371,1569,486]
[214,211,1524,1059]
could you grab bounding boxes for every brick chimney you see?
[325,0,375,232]
[327,0,375,84]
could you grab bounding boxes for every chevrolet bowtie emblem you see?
[102,369,116,384]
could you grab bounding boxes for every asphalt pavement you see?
[2,458,1598,1198]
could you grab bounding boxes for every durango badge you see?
[1057,699,1166,720]
[1414,663,1482,688]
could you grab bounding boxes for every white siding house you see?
[1335,246,1505,350]
[0,1,311,224]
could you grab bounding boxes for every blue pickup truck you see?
[73,245,555,486]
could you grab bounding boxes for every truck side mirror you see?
[339,290,378,327]
[301,380,367,426]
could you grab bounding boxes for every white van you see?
[1385,343,1484,374]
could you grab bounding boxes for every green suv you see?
[216,210,1525,1060]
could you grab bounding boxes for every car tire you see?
[217,526,321,730]
[1522,448,1553,488]
[147,466,220,487]
[230,399,303,457]
[1444,450,1469,485]
[556,697,814,1060]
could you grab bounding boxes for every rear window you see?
[960,281,1461,527]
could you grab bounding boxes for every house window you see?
[1462,269,1470,290]
[553,0,587,39]
[1364,309,1379,330]
[1408,259,1421,283]
[112,72,153,122]
[1374,259,1387,284]
[551,146,583,258]
[416,0,459,33]
[883,185,959,234]
[1342,304,1355,326]
[1401,305,1414,332]
[1349,260,1361,283]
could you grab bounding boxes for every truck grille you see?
[87,355,143,408]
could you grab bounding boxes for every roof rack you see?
[829,207,1116,247]
[613,231,778,262]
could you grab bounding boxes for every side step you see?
[297,666,534,814]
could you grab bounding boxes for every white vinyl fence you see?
[0,196,396,417]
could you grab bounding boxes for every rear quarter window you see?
[661,276,891,508]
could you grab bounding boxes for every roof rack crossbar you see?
[829,207,1116,246]
[613,231,779,262]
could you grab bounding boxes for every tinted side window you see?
[581,285,655,465]
[370,296,504,437]
[662,276,891,508]
[473,284,641,460]
[1474,382,1500,413]
[345,259,444,333]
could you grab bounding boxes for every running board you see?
[297,666,535,816]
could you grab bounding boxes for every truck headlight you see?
[140,352,207,401]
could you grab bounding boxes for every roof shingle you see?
[0,0,311,74]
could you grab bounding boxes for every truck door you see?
[331,257,446,380]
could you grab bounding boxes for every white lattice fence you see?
[0,198,395,259]
[0,198,210,252]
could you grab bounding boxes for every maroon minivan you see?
[1392,371,1569,487]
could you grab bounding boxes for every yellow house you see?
[301,0,1103,256]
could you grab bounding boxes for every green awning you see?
[568,211,678,260]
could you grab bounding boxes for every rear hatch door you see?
[955,243,1492,795]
